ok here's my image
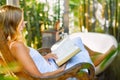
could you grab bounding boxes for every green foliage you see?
[117,43,120,52]
[0,0,5,6]
[69,0,120,42]
[0,61,20,80]
[100,48,117,68]
[99,42,120,69]
[0,74,19,80]
[69,0,79,9]
[0,61,21,74]
[20,0,52,48]
[20,0,42,48]
[20,0,60,49]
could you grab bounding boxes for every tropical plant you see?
[20,0,61,49]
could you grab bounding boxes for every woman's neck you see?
[7,39,22,47]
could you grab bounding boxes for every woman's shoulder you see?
[11,41,23,46]
[10,41,29,56]
[10,41,26,51]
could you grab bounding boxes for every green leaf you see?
[0,61,21,74]
[0,74,19,80]
[100,48,117,68]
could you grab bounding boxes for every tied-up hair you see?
[0,5,23,42]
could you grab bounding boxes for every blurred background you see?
[0,0,120,80]
[0,0,120,49]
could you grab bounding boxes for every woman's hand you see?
[44,53,58,61]
[57,63,66,72]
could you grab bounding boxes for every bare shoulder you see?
[10,41,28,56]
[10,41,25,50]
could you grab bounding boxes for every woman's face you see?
[18,16,26,32]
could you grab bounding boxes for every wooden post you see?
[6,0,19,7]
[63,0,69,33]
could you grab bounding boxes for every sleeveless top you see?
[29,47,58,73]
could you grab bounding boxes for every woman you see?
[0,5,93,77]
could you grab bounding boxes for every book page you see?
[51,37,81,66]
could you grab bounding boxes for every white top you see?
[29,47,58,73]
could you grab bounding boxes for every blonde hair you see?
[0,5,23,42]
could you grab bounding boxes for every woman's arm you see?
[10,41,65,77]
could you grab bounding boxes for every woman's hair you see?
[0,5,23,41]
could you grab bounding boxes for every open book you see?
[51,37,81,66]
